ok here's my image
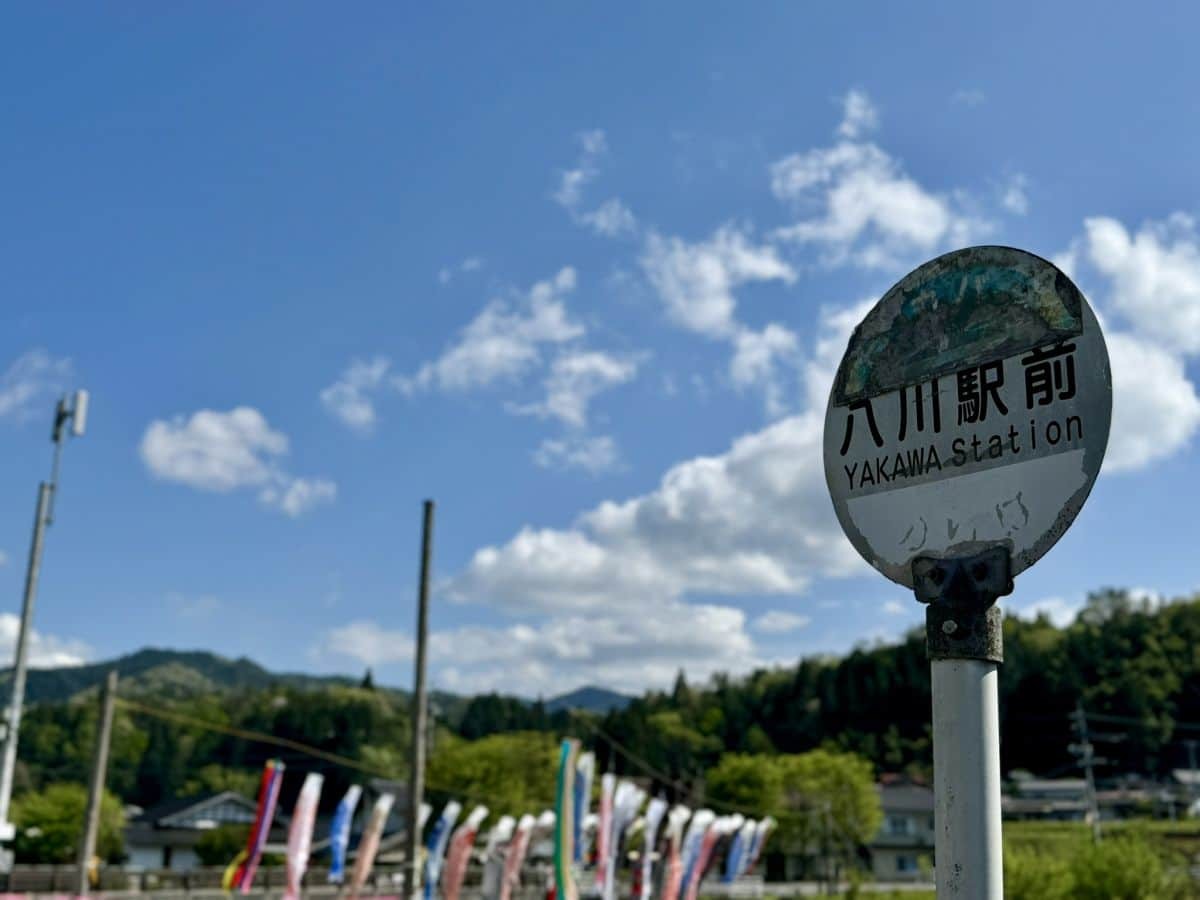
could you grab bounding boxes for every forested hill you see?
[10,589,1200,815]
[582,588,1200,784]
[0,648,364,705]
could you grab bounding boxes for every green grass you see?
[1006,817,1200,856]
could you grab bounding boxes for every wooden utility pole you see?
[76,670,117,895]
[405,501,434,900]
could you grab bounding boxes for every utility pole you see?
[1185,740,1199,816]
[405,501,434,900]
[0,391,89,862]
[1070,701,1102,842]
[76,671,117,896]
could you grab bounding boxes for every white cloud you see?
[139,407,336,517]
[398,267,582,393]
[883,599,907,616]
[642,226,794,338]
[438,256,484,285]
[555,130,638,237]
[320,357,391,434]
[730,324,800,416]
[534,435,621,474]
[0,551,8,567]
[450,308,865,621]
[581,198,637,237]
[325,620,413,667]
[1080,215,1200,355]
[140,407,287,492]
[770,95,987,268]
[438,301,869,691]
[1016,595,1082,628]
[260,476,337,518]
[513,351,641,428]
[836,89,878,140]
[951,89,986,107]
[323,600,759,695]
[1001,173,1030,216]
[0,350,72,423]
[1054,213,1200,473]
[0,614,90,668]
[1104,332,1200,472]
[752,610,810,634]
[641,225,799,413]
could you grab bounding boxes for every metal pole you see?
[76,670,117,895]
[931,660,1002,898]
[1187,740,1198,815]
[405,500,434,900]
[0,482,52,833]
[1071,702,1101,841]
[913,547,1010,900]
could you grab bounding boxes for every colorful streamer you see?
[443,805,490,900]
[223,759,286,893]
[423,800,463,900]
[594,773,616,894]
[480,816,516,900]
[327,785,363,885]
[685,816,737,900]
[554,739,581,900]
[724,818,756,882]
[677,809,714,900]
[639,798,668,900]
[499,814,537,900]
[348,792,396,899]
[573,751,595,863]
[659,806,692,900]
[744,816,775,874]
[606,781,646,900]
[284,772,324,900]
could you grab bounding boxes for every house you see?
[125,791,285,871]
[1002,777,1088,821]
[868,782,934,882]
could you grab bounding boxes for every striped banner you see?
[554,739,581,900]
[348,793,396,899]
[327,785,363,885]
[499,814,536,900]
[422,800,463,900]
[223,759,285,893]
[443,805,490,900]
[284,772,324,900]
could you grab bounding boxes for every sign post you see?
[823,246,1111,898]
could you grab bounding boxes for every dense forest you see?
[12,587,1200,823]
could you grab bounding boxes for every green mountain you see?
[0,647,363,705]
[545,685,631,714]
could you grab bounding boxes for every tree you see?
[776,749,881,883]
[12,783,124,864]
[180,764,261,800]
[360,668,375,690]
[195,824,250,867]
[706,750,880,884]
[427,732,558,816]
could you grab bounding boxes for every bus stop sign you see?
[823,246,1111,588]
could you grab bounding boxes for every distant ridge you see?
[0,647,631,714]
[544,685,632,714]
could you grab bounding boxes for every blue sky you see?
[2,4,1200,696]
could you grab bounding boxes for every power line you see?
[116,697,482,803]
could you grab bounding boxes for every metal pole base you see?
[913,547,1011,900]
[932,660,1003,899]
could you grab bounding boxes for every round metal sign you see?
[823,246,1111,588]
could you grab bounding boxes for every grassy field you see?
[1006,817,1200,857]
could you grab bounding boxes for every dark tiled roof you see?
[878,784,935,813]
